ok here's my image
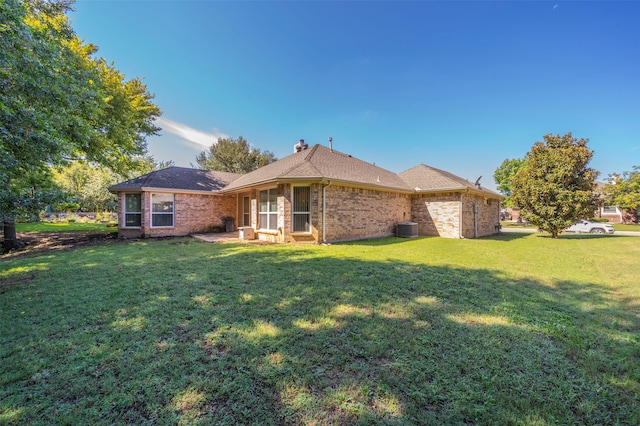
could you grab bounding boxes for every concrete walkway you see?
[191,231,240,242]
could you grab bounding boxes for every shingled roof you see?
[222,144,413,193]
[398,164,504,198]
[108,167,241,193]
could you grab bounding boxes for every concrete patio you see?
[191,231,240,243]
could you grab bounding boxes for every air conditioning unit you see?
[397,222,418,238]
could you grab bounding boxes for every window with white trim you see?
[292,186,311,232]
[602,206,618,214]
[151,193,174,227]
[124,193,142,227]
[258,188,277,230]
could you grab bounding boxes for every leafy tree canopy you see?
[493,157,527,207]
[511,133,600,238]
[605,166,640,211]
[52,157,174,213]
[1,0,161,250]
[195,137,276,174]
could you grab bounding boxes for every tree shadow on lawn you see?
[1,241,638,425]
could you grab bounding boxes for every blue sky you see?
[71,1,639,190]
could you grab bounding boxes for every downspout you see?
[473,203,478,238]
[459,193,464,238]
[322,180,332,243]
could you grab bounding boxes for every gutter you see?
[221,177,323,194]
[415,186,504,199]
[222,177,412,195]
[108,187,225,195]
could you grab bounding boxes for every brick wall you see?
[323,185,411,242]
[460,193,501,238]
[410,192,461,238]
[410,192,501,238]
[116,191,236,238]
[116,188,501,242]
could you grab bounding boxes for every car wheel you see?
[590,228,604,234]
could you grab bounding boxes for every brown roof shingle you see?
[108,167,241,193]
[222,144,412,192]
[398,164,503,198]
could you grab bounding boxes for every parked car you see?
[565,220,615,234]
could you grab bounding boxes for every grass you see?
[613,223,640,232]
[1,233,639,425]
[15,222,117,233]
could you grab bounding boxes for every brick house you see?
[109,167,241,238]
[109,142,503,242]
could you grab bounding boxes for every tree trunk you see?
[3,219,19,252]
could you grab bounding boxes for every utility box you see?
[224,217,234,232]
[238,227,255,240]
[397,222,418,238]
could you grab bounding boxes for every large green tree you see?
[52,158,174,213]
[1,0,161,250]
[52,162,121,212]
[511,133,600,238]
[604,166,640,222]
[195,137,276,174]
[493,157,527,207]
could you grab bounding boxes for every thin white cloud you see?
[156,117,228,149]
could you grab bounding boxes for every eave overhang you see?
[413,186,505,199]
[108,186,224,195]
[221,176,414,194]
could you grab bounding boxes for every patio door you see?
[242,196,250,227]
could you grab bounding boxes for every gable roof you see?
[108,167,241,193]
[398,164,504,198]
[222,144,413,193]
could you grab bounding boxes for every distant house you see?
[593,181,632,224]
[109,142,504,242]
[597,205,624,224]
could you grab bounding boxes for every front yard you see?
[1,233,638,424]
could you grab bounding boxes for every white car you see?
[565,220,615,235]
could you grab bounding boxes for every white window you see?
[292,186,311,232]
[602,206,618,214]
[258,188,277,230]
[124,193,141,227]
[243,196,250,227]
[151,193,174,227]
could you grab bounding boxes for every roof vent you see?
[294,139,309,153]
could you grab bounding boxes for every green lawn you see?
[614,223,640,232]
[1,233,638,425]
[14,222,117,233]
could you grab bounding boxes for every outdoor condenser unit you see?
[397,222,418,238]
